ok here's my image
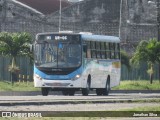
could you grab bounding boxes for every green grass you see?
[124,106,160,111]
[112,80,160,90]
[0,81,40,91]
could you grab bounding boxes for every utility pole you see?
[156,0,160,82]
[157,0,160,45]
[59,0,62,32]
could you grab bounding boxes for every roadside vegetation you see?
[130,38,160,84]
[0,81,40,91]
[112,80,160,90]
[123,106,160,111]
[0,32,33,85]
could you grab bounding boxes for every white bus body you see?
[33,32,120,96]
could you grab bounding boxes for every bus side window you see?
[96,42,101,59]
[106,43,111,59]
[115,43,120,59]
[86,41,91,58]
[91,41,96,58]
[83,41,87,58]
[110,43,115,59]
[87,49,91,58]
[101,42,105,59]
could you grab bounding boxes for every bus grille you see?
[45,83,70,87]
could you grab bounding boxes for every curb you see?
[110,90,160,94]
[0,99,154,106]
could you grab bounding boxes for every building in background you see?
[0,0,71,37]
[0,0,159,81]
[17,0,71,14]
[120,0,157,53]
[0,0,157,48]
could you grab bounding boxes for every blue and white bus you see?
[33,32,121,96]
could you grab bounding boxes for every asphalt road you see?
[0,93,160,118]
[0,93,160,106]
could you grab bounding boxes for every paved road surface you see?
[0,93,159,119]
[0,93,159,109]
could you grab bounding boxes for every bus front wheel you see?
[62,91,68,96]
[69,90,75,96]
[62,90,75,96]
[82,80,90,96]
[41,88,49,96]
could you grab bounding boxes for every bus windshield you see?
[34,34,81,69]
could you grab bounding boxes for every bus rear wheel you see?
[96,89,103,96]
[42,88,49,96]
[103,80,110,96]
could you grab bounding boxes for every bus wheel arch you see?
[82,74,91,96]
[96,75,110,96]
[88,74,91,86]
[103,75,110,96]
[107,75,110,88]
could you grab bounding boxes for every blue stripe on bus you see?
[34,66,83,80]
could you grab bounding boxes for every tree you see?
[121,50,131,70]
[0,32,32,85]
[131,38,160,84]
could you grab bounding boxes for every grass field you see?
[123,106,160,111]
[0,80,160,91]
[112,80,160,90]
[0,81,40,91]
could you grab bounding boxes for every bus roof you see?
[36,32,120,43]
[81,34,120,43]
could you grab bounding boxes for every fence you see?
[0,56,159,82]
[0,56,33,82]
[121,63,159,80]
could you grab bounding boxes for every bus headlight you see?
[34,74,42,80]
[72,74,81,81]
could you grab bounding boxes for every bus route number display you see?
[55,36,67,40]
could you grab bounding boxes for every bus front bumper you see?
[34,77,82,88]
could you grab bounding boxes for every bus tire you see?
[96,89,103,96]
[82,80,90,96]
[42,88,49,96]
[62,90,75,96]
[69,90,75,96]
[103,79,110,96]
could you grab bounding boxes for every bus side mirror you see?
[83,44,87,52]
